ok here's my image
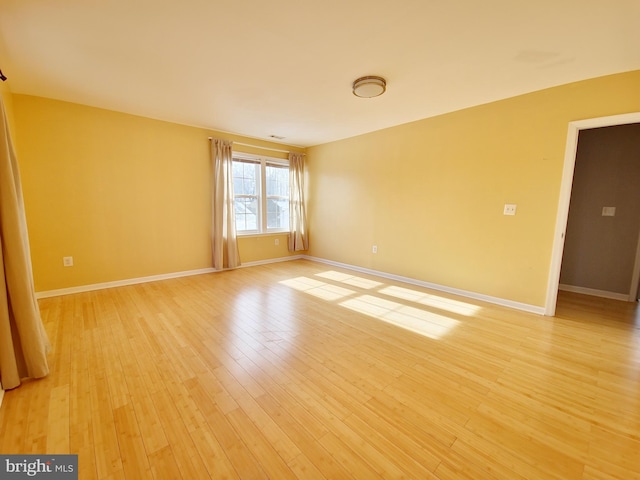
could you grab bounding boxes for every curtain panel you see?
[211,138,241,270]
[0,97,50,390]
[288,152,309,252]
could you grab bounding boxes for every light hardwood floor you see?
[1,259,639,479]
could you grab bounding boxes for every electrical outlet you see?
[275,238,280,246]
[503,204,517,216]
[63,256,74,267]
[372,245,378,254]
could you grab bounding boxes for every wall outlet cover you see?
[504,204,517,215]
[602,206,616,216]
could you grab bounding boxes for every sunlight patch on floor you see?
[379,285,481,316]
[280,272,465,340]
[280,277,355,301]
[315,270,383,289]
[340,295,459,339]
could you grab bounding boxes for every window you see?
[233,160,259,232]
[232,155,289,234]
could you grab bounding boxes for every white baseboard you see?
[240,255,304,269]
[35,268,216,299]
[302,255,546,315]
[558,284,631,301]
[34,254,545,315]
[35,255,305,299]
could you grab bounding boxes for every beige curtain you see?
[211,138,240,270]
[288,152,309,251]
[0,97,50,390]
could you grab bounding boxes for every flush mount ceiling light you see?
[352,75,386,98]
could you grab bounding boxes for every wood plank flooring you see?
[1,259,639,479]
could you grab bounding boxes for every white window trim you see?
[233,152,289,236]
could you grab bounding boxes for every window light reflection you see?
[315,270,383,289]
[379,285,481,316]
[280,271,467,340]
[279,277,355,301]
[340,295,459,340]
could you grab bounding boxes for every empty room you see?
[1,0,639,479]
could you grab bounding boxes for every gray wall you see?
[560,123,640,295]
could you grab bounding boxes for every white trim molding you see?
[558,284,630,302]
[35,255,305,299]
[35,268,216,299]
[240,255,304,269]
[303,255,545,315]
[34,253,543,314]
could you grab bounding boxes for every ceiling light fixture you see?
[352,75,386,98]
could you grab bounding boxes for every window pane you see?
[267,198,289,230]
[266,164,289,198]
[266,164,289,230]
[233,160,258,196]
[234,196,258,231]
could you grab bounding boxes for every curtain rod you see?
[208,137,301,155]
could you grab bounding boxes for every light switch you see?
[602,207,616,217]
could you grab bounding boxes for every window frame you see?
[232,152,290,236]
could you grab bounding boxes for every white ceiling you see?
[1,0,638,147]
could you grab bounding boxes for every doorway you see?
[559,123,640,301]
[545,112,640,316]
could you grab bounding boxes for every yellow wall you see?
[12,95,302,291]
[11,70,640,302]
[307,70,640,308]
[238,234,294,263]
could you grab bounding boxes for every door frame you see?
[544,112,640,316]
[630,230,640,301]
